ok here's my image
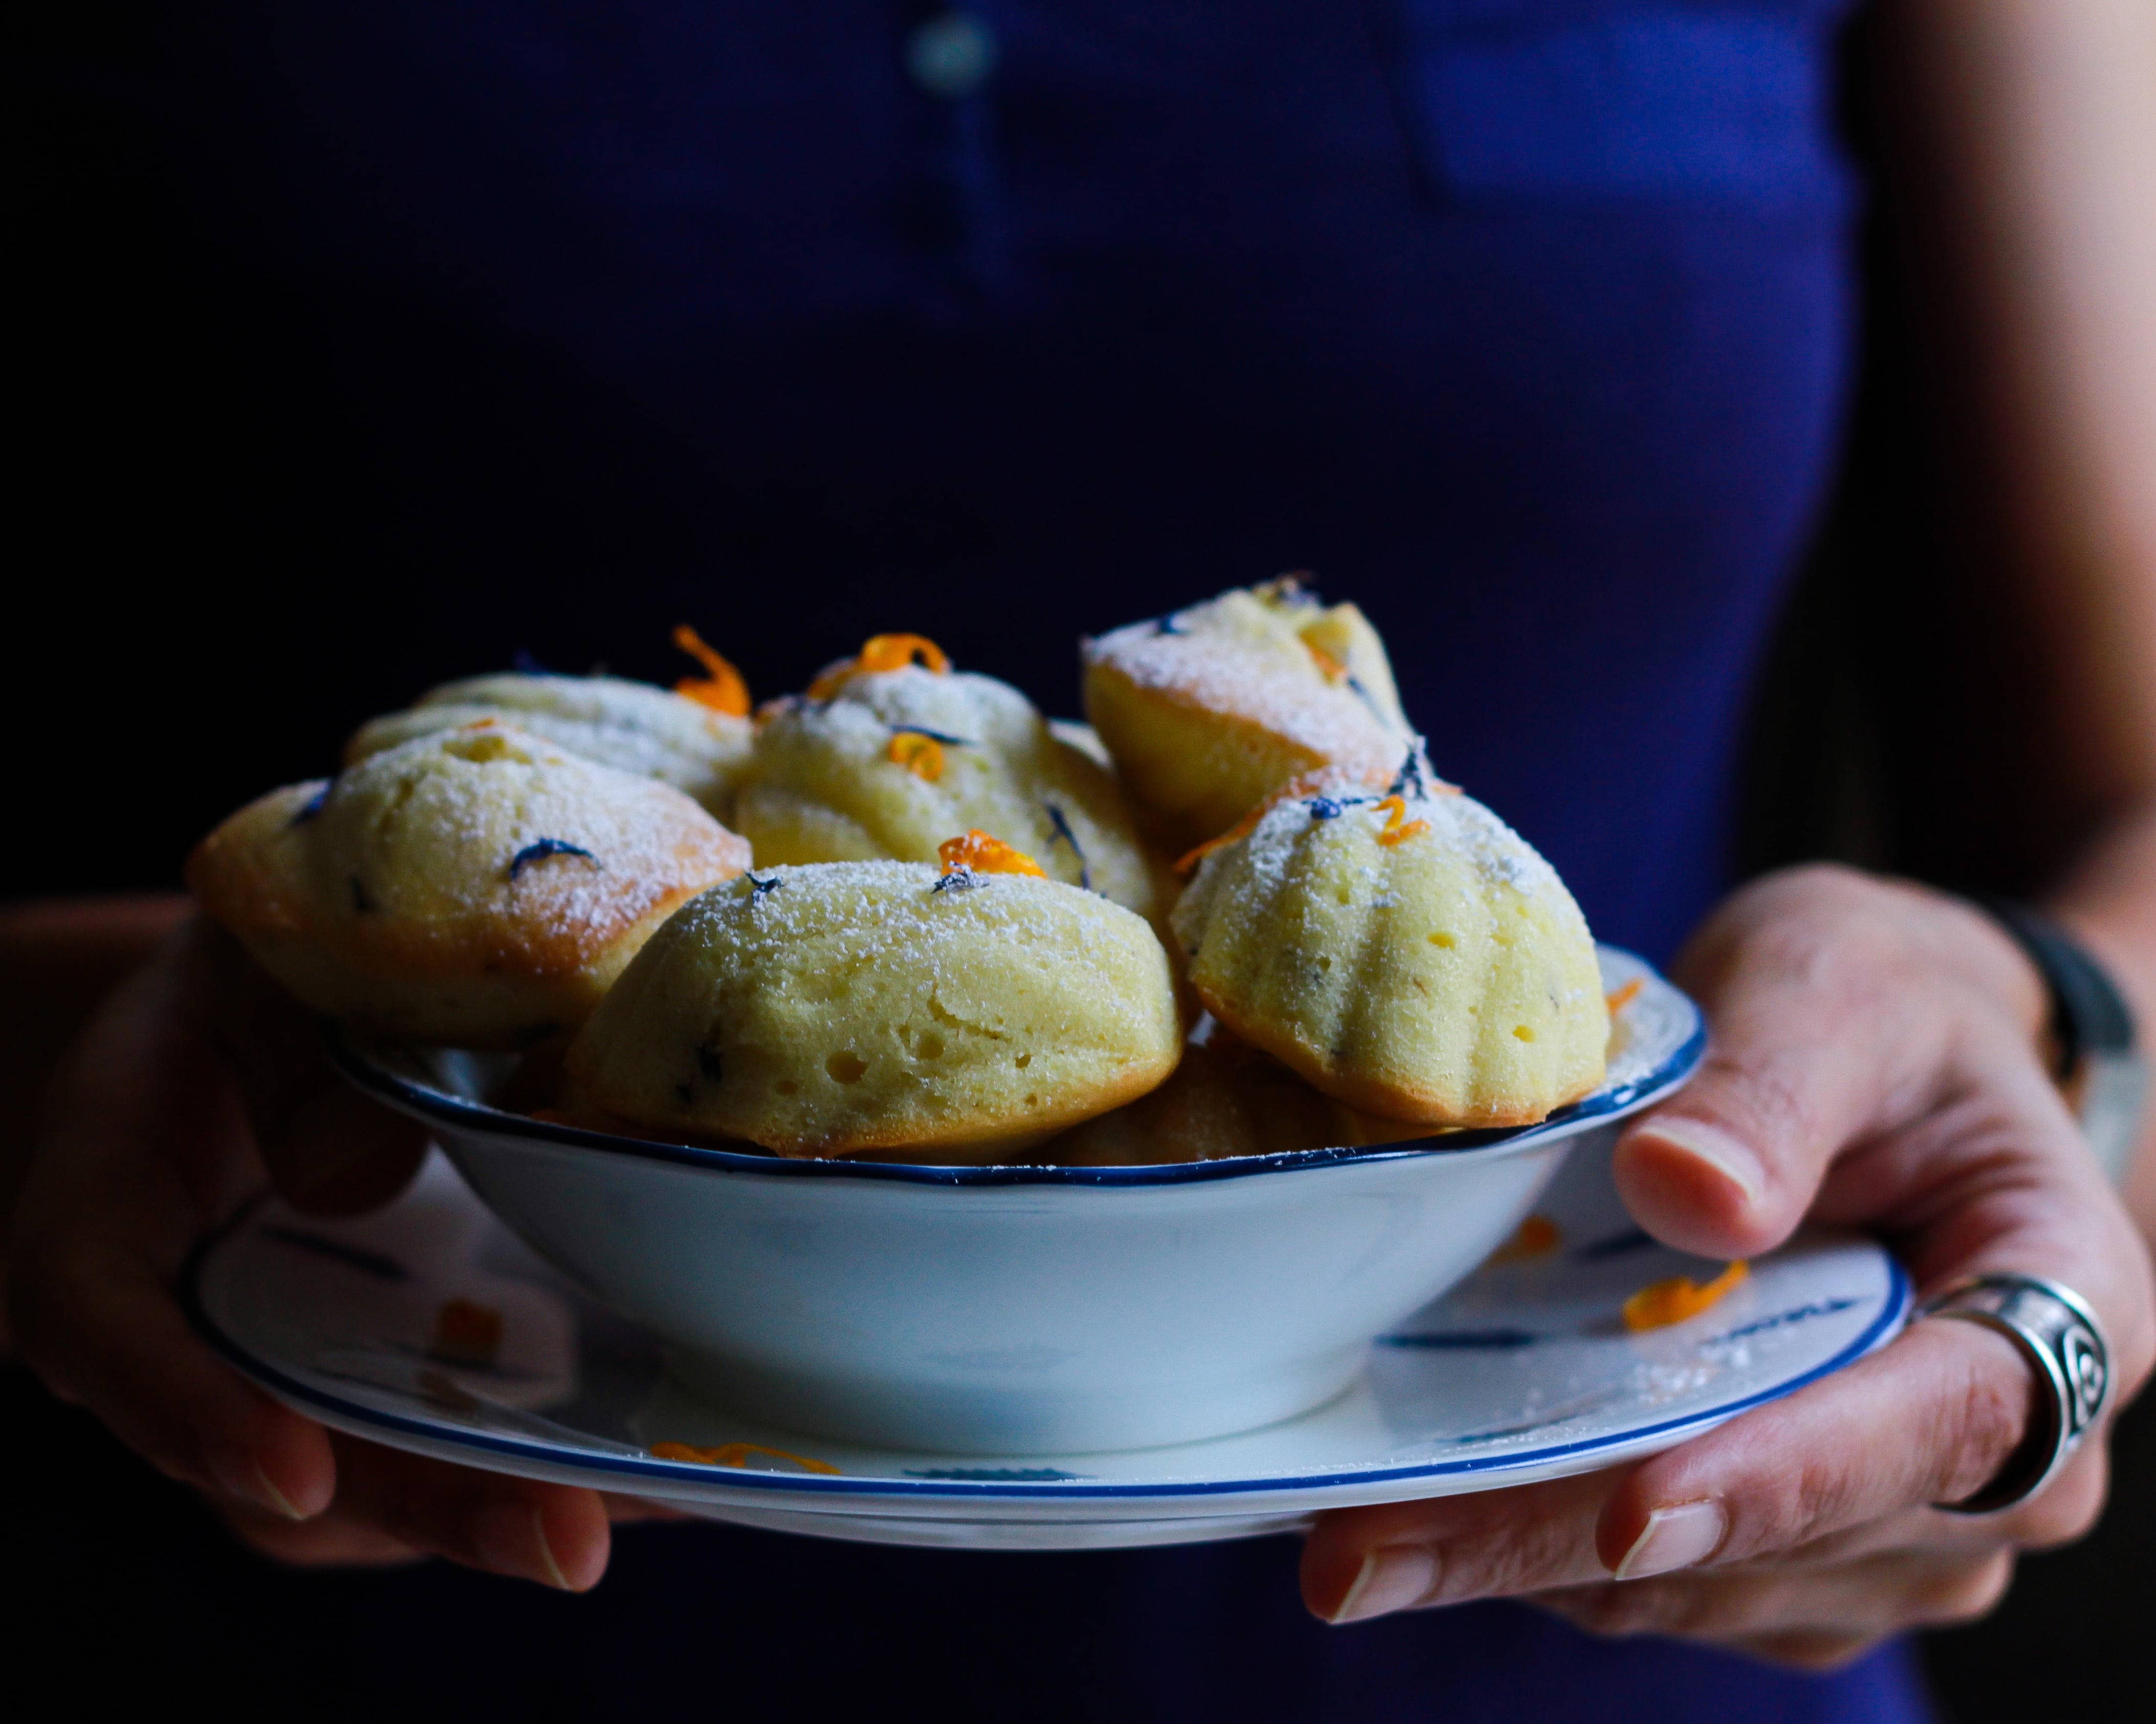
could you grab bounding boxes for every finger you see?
[2001,1436,2110,1550]
[189,921,428,1216]
[1719,1630,1882,1672]
[12,1229,338,1519]
[261,1081,428,1217]
[1592,1317,2034,1582]
[1303,1314,2033,1625]
[1610,870,2000,1258]
[599,1492,696,1524]
[1753,1436,2115,1572]
[1530,1548,2014,1646]
[9,945,338,1517]
[216,1497,426,1568]
[1309,1294,2113,1626]
[1303,1470,1615,1622]
[323,1435,612,1590]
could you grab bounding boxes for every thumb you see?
[193,920,427,1216]
[1609,872,2029,1259]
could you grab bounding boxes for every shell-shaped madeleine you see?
[188,725,750,1046]
[345,673,754,817]
[1170,785,1607,1127]
[1081,581,1410,850]
[565,861,1182,1160]
[732,665,1168,922]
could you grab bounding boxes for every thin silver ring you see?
[1922,1273,2111,1514]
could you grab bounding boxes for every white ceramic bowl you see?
[334,947,1702,1455]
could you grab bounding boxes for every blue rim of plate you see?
[326,947,1707,1189]
[186,1233,1907,1501]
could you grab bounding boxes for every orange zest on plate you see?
[1622,1260,1749,1332]
[887,731,946,781]
[648,1440,841,1475]
[1373,794,1430,847]
[1605,978,1643,1014]
[938,829,1048,878]
[808,632,953,700]
[671,623,752,716]
[1485,1214,1563,1266]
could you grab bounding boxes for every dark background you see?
[9,6,2149,1717]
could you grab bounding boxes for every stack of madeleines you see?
[189,581,1609,1165]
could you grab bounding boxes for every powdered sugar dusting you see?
[1208,787,1558,907]
[316,726,747,963]
[1084,597,1402,768]
[673,860,1143,983]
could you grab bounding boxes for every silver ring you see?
[1921,1273,2111,1514]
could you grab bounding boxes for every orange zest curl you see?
[1622,1261,1749,1332]
[1174,812,1268,877]
[649,1441,841,1475]
[1605,978,1644,1014]
[1305,640,1349,683]
[858,632,951,674]
[938,829,1048,878]
[1374,795,1430,847]
[671,624,751,716]
[807,632,952,700]
[1172,769,1384,876]
[887,731,946,781]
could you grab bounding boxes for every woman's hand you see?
[6,915,659,1588]
[1301,864,2156,1667]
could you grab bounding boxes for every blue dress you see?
[121,2,1929,1715]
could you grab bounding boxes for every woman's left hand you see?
[1301,864,2156,1668]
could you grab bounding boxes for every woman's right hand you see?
[7,914,631,1588]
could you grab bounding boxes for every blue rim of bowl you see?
[186,1233,1907,1502]
[327,946,1705,1188]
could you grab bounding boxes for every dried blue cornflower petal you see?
[746,872,782,899]
[1041,802,1092,891]
[290,783,332,827]
[508,839,600,880]
[931,866,981,894]
[1388,747,1430,802]
[1305,796,1345,820]
[1152,612,1188,636]
[887,724,974,747]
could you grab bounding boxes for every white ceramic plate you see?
[189,1139,1909,1550]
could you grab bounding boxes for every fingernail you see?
[476,1501,571,1589]
[250,1464,305,1520]
[207,1447,304,1520]
[1612,1499,1728,1581]
[1329,1546,1440,1624]
[1630,1118,1764,1206]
